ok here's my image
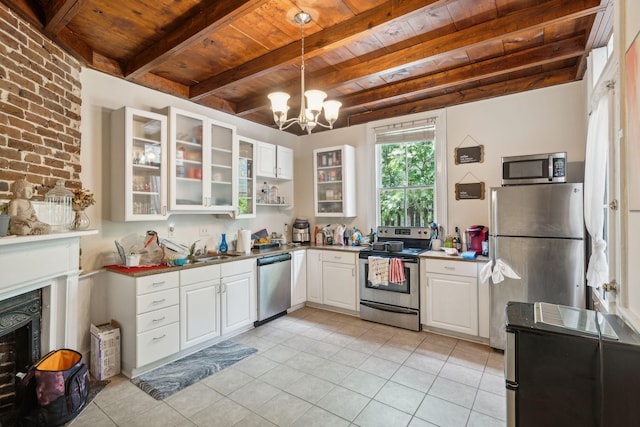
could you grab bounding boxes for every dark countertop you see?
[105,243,367,277]
[419,250,490,263]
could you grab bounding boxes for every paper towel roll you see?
[238,229,252,254]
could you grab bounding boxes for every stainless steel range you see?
[358,226,431,331]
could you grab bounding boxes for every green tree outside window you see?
[379,140,435,227]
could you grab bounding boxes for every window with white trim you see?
[372,112,447,228]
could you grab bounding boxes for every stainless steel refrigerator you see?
[489,183,586,350]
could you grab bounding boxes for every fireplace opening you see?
[0,290,42,426]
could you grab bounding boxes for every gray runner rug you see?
[130,340,257,400]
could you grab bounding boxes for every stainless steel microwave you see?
[502,152,567,186]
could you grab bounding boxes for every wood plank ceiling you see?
[4,0,613,135]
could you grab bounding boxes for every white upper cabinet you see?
[236,136,257,218]
[313,145,356,217]
[256,142,293,180]
[161,106,237,213]
[111,106,168,221]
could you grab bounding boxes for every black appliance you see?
[358,226,431,331]
[505,302,640,427]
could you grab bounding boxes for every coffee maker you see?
[292,218,310,243]
[466,225,489,255]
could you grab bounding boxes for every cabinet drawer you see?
[425,259,477,277]
[137,305,179,334]
[136,288,179,314]
[136,272,179,295]
[180,264,221,285]
[221,258,254,277]
[136,323,179,367]
[321,251,356,264]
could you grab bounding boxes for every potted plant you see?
[0,203,9,237]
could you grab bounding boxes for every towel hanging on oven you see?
[368,256,389,286]
[389,258,406,284]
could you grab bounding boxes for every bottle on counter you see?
[453,227,462,251]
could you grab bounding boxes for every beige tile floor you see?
[70,307,506,427]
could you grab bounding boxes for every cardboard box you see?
[90,320,121,380]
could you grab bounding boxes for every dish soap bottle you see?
[219,233,228,253]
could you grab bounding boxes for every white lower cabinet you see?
[422,259,479,336]
[106,270,180,377]
[221,259,255,335]
[106,259,255,377]
[306,250,323,304]
[180,259,256,350]
[321,251,357,311]
[291,249,307,306]
[180,265,221,349]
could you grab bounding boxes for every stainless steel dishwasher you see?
[255,253,292,326]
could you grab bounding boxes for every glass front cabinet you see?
[161,107,237,212]
[110,107,168,221]
[313,145,356,217]
[237,136,257,218]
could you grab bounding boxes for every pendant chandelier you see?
[268,11,341,134]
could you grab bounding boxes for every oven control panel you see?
[377,226,431,240]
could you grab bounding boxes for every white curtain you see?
[584,94,609,287]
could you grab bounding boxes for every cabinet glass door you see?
[316,148,344,214]
[173,112,205,209]
[238,138,255,217]
[208,121,235,209]
[128,110,166,220]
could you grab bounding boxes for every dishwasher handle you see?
[257,253,292,266]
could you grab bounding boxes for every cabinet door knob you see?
[152,281,166,287]
[152,334,166,341]
[152,316,166,323]
[152,298,166,305]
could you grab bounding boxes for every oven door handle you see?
[360,256,419,263]
[360,301,418,315]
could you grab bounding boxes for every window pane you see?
[380,189,405,226]
[380,144,407,188]
[407,188,434,227]
[407,141,435,186]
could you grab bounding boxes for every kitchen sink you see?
[191,253,240,263]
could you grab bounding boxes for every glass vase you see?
[72,208,90,230]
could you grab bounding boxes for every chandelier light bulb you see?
[267,11,341,133]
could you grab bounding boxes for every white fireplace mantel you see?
[0,230,97,353]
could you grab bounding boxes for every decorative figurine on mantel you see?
[8,178,51,235]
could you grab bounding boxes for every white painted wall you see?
[298,81,587,238]
[80,68,298,272]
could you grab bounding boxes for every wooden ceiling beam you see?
[44,0,82,35]
[347,66,579,126]
[189,0,455,101]
[236,0,602,115]
[339,36,585,111]
[124,0,269,80]
[0,0,45,27]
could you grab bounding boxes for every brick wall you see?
[0,3,82,199]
